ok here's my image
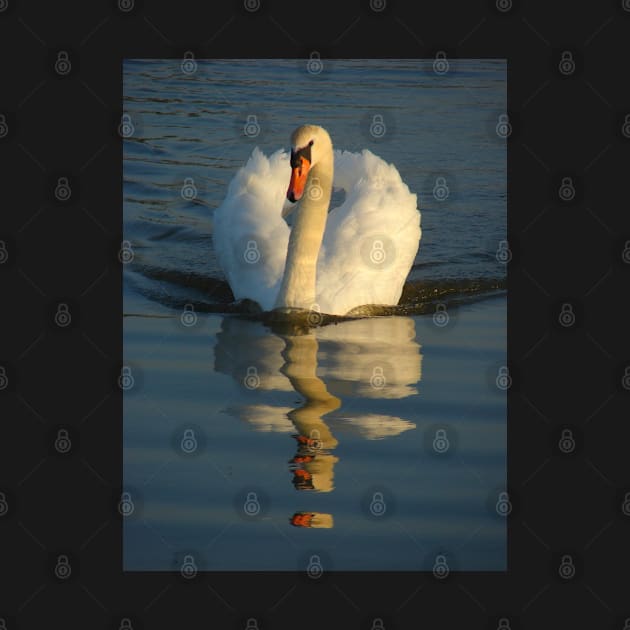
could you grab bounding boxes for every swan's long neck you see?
[274,150,333,310]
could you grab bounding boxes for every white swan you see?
[213,125,421,316]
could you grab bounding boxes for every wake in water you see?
[124,262,506,327]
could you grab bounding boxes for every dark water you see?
[122,59,507,572]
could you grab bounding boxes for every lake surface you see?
[122,59,507,571]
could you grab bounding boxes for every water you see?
[122,59,507,571]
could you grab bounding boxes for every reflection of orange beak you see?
[290,454,314,464]
[291,512,315,527]
[287,158,310,202]
[290,512,334,529]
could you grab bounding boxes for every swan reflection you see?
[289,511,334,529]
[214,316,422,527]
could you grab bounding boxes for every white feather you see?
[213,145,421,315]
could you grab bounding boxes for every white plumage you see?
[213,127,421,316]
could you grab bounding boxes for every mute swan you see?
[213,125,421,316]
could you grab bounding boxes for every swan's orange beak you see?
[287,157,310,202]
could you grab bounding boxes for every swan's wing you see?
[212,148,292,311]
[316,149,421,315]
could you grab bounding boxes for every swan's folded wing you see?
[317,149,421,315]
[212,148,291,311]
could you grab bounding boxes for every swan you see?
[213,124,421,316]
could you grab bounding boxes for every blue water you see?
[122,59,507,572]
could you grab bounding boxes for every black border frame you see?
[2,1,630,628]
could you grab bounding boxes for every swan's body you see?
[213,125,421,316]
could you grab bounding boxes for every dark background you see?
[1,0,629,628]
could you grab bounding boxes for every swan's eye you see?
[290,144,312,167]
[309,140,313,146]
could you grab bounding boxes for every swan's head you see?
[287,125,332,202]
